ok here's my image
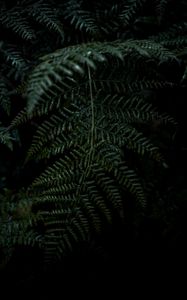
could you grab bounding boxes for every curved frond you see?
[0,7,36,41]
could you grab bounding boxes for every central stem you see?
[77,60,95,196]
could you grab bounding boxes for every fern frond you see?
[0,79,11,115]
[27,1,64,38]
[0,43,28,81]
[62,0,99,36]
[1,45,27,70]
[155,0,169,24]
[25,40,177,113]
[0,7,36,40]
[0,125,14,150]
[149,22,187,47]
[120,0,147,27]
[9,94,62,129]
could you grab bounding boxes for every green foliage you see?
[0,79,11,115]
[0,6,36,41]
[0,0,187,271]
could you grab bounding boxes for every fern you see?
[62,0,99,36]
[0,79,11,115]
[0,0,185,271]
[0,6,36,41]
[120,0,147,27]
[26,0,64,38]
[155,0,170,24]
[0,43,28,71]
[149,22,187,44]
[24,40,177,113]
[4,39,177,264]
[0,125,14,150]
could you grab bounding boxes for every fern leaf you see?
[0,7,36,40]
[27,1,64,37]
[0,79,11,115]
[120,0,147,26]
[155,0,169,24]
[62,0,99,36]
[0,125,14,150]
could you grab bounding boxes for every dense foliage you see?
[0,0,187,288]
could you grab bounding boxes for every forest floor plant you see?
[0,0,187,285]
